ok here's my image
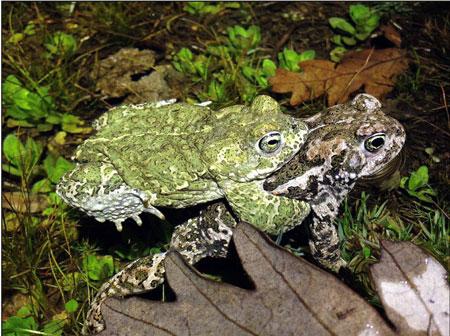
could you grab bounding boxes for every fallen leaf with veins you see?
[99,222,394,336]
[269,48,408,106]
[370,240,449,336]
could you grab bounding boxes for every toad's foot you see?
[84,253,166,334]
[57,162,166,231]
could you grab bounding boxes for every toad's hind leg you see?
[83,253,166,334]
[57,162,161,231]
[84,202,236,334]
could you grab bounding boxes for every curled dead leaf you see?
[270,48,408,106]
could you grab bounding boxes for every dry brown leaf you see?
[370,240,449,336]
[380,24,402,47]
[99,222,394,336]
[269,48,408,106]
[270,61,335,105]
[2,191,48,213]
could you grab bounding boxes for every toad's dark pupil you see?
[268,139,278,146]
[371,137,384,148]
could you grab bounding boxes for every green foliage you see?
[172,48,210,81]
[338,192,411,264]
[2,75,88,133]
[2,134,74,194]
[64,299,79,313]
[242,59,276,88]
[44,32,77,59]
[400,165,437,203]
[2,134,42,179]
[82,255,116,281]
[226,25,261,52]
[32,154,74,193]
[172,24,316,104]
[329,4,380,62]
[277,48,315,72]
[7,22,36,44]
[183,2,240,15]
[2,305,66,336]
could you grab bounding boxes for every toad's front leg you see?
[308,188,347,271]
[221,180,311,235]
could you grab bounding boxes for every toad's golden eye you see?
[258,132,283,154]
[364,133,386,152]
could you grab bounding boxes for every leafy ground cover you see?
[2,2,448,335]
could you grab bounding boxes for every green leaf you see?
[330,46,347,63]
[2,307,38,335]
[23,23,36,36]
[31,178,53,193]
[329,17,356,35]
[2,163,22,176]
[3,134,25,167]
[42,319,65,336]
[8,33,24,44]
[2,75,23,103]
[227,25,261,50]
[349,4,371,25]
[12,88,33,110]
[331,34,343,46]
[342,36,357,46]
[45,114,62,125]
[299,50,316,61]
[408,165,429,191]
[6,115,33,126]
[36,123,54,132]
[16,306,32,318]
[82,255,115,281]
[262,59,276,77]
[25,137,43,169]
[241,66,255,81]
[208,79,226,102]
[65,299,79,313]
[45,32,77,57]
[362,13,380,34]
[177,47,193,61]
[43,155,73,184]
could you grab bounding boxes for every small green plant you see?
[329,4,380,62]
[31,154,74,193]
[172,23,317,104]
[183,1,240,15]
[1,302,78,336]
[400,165,437,203]
[82,254,117,282]
[277,48,315,72]
[172,48,210,82]
[7,22,36,44]
[226,25,261,52]
[242,59,276,88]
[2,75,89,133]
[2,134,42,180]
[2,134,74,188]
[44,31,77,59]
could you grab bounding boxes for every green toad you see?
[57,95,310,233]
